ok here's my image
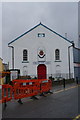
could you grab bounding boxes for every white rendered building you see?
[8,23,74,79]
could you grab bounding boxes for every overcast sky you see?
[1,2,78,63]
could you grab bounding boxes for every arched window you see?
[56,65,61,77]
[55,49,60,60]
[23,49,28,61]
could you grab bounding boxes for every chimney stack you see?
[65,33,67,39]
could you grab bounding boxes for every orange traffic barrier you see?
[0,79,52,103]
[0,84,13,103]
[13,79,52,100]
[40,80,52,93]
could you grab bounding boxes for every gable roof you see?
[8,22,72,45]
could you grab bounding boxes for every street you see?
[2,84,79,119]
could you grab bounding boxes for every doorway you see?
[37,64,47,79]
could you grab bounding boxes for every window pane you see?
[38,33,45,37]
[55,49,60,60]
[23,49,28,61]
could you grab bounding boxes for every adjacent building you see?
[73,2,80,80]
[78,1,80,48]
[0,58,4,84]
[0,58,9,84]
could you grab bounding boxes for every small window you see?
[56,65,61,77]
[38,33,45,37]
[23,49,28,61]
[23,66,27,76]
[55,49,60,60]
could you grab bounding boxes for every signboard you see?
[10,71,18,81]
[33,61,51,65]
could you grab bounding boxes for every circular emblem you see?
[38,50,45,58]
[39,50,44,56]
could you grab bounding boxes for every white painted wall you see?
[8,24,74,79]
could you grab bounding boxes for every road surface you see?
[2,84,80,119]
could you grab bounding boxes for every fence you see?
[0,84,12,103]
[18,73,74,80]
[48,73,74,80]
[13,79,52,100]
[0,79,52,104]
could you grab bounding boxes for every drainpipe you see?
[68,42,74,79]
[8,45,14,69]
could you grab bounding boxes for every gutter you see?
[68,42,74,79]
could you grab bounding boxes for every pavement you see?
[1,83,80,119]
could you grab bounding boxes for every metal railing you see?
[18,73,74,80]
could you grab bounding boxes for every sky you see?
[0,1,79,63]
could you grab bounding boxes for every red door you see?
[37,64,47,79]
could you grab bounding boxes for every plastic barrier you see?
[0,84,13,103]
[12,79,52,100]
[40,80,52,93]
[0,79,52,104]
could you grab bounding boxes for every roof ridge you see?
[40,23,72,43]
[8,22,72,45]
